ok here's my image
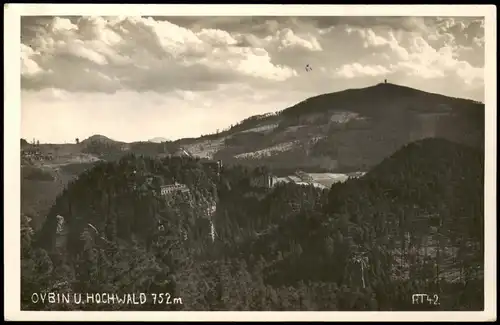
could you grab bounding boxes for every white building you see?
[160,182,190,196]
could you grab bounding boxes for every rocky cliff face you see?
[35,155,220,255]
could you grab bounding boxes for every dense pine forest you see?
[21,138,484,311]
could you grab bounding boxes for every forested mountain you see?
[183,82,484,173]
[24,83,484,173]
[21,138,484,311]
[21,84,483,231]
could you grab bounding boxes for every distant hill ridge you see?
[281,82,483,118]
[40,83,484,145]
[81,134,122,145]
[149,137,170,143]
[24,82,484,173]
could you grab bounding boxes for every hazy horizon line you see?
[21,80,485,145]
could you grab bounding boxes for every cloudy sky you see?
[21,15,485,144]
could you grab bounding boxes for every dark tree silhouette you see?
[22,138,484,311]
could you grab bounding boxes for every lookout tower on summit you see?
[384,79,387,84]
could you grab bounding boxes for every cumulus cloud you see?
[21,16,298,93]
[324,20,484,90]
[21,44,44,76]
[275,28,322,52]
[336,63,390,79]
[20,15,485,143]
[22,16,485,94]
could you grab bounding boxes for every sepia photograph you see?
[5,4,497,322]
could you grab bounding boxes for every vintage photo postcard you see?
[4,3,497,322]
